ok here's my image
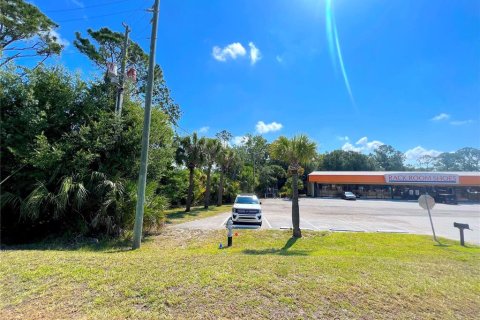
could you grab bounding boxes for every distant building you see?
[307,171,480,202]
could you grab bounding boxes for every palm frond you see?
[73,182,88,210]
[21,182,51,220]
[0,192,22,210]
[90,171,107,184]
[57,175,74,211]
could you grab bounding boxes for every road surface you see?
[173,198,480,244]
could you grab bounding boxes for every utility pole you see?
[132,0,160,250]
[115,23,131,117]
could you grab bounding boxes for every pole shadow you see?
[242,236,311,256]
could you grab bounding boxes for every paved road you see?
[173,198,480,244]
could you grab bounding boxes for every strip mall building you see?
[307,172,480,201]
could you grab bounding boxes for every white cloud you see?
[356,136,384,150]
[198,126,209,134]
[368,141,384,150]
[431,113,450,121]
[337,136,349,141]
[255,121,283,134]
[276,55,283,63]
[212,43,246,62]
[450,119,474,126]
[431,113,475,126]
[404,146,442,162]
[341,142,363,153]
[248,42,261,65]
[70,0,84,8]
[232,136,247,146]
[342,136,384,153]
[49,30,70,48]
[355,137,368,145]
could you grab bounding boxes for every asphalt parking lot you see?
[174,198,480,244]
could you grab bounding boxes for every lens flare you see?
[325,0,356,109]
[325,1,337,73]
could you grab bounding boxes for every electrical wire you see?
[55,9,143,23]
[129,9,151,41]
[173,124,192,136]
[44,0,136,13]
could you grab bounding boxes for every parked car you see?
[231,194,262,226]
[435,194,458,205]
[341,191,357,200]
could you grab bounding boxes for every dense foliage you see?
[430,148,480,171]
[74,27,181,124]
[0,66,173,243]
[322,150,376,171]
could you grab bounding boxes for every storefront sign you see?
[384,173,459,185]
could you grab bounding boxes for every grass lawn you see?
[1,230,479,319]
[164,204,232,225]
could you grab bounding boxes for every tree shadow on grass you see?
[242,237,312,256]
[434,242,450,248]
[1,236,154,253]
[434,242,476,249]
[432,237,479,249]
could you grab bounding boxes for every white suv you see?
[231,194,262,226]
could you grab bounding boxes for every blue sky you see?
[32,0,480,163]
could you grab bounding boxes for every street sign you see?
[418,194,438,242]
[418,194,435,210]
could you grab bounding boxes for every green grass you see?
[164,204,232,225]
[1,230,479,319]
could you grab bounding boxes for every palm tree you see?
[176,133,206,212]
[13,171,127,236]
[203,138,222,209]
[216,147,238,206]
[270,135,317,238]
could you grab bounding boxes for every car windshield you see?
[345,192,355,196]
[235,197,259,204]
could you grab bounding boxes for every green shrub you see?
[0,66,174,243]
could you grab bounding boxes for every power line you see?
[131,17,153,42]
[129,9,151,40]
[56,9,143,23]
[173,123,191,136]
[44,0,135,13]
[129,9,149,29]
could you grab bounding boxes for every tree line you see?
[319,147,480,172]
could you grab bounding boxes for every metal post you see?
[454,222,470,246]
[424,193,438,243]
[132,0,160,250]
[115,23,131,117]
[459,228,465,246]
[226,218,233,247]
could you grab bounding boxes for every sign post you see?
[418,194,438,242]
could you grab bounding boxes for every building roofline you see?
[308,171,480,176]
